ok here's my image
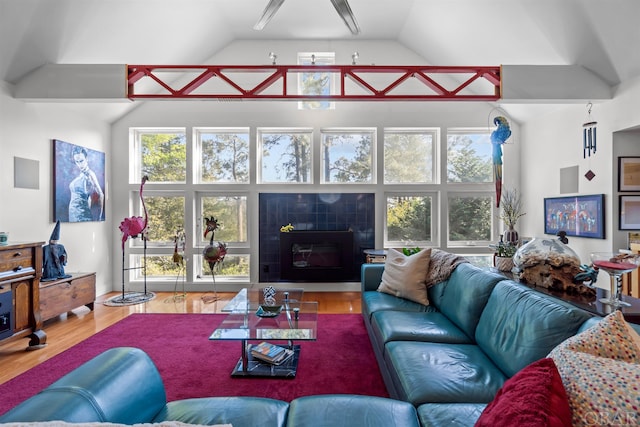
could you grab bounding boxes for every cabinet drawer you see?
[0,246,35,280]
[40,274,96,321]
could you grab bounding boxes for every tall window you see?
[298,52,335,110]
[384,129,437,184]
[196,129,249,183]
[258,129,313,183]
[447,193,493,244]
[321,129,375,183]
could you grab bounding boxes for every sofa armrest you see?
[0,347,167,424]
[361,264,384,292]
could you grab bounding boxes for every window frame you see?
[384,191,439,248]
[320,127,376,184]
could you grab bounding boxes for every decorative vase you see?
[495,256,514,272]
[503,226,519,245]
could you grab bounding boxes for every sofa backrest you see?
[0,347,167,423]
[427,263,504,339]
[475,281,594,377]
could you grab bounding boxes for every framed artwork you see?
[544,194,605,239]
[619,195,640,230]
[54,139,106,222]
[618,157,640,191]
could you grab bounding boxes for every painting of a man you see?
[54,140,106,222]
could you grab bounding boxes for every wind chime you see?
[202,216,227,304]
[583,102,597,181]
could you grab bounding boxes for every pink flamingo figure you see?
[119,175,149,249]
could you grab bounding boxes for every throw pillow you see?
[377,248,432,306]
[550,310,640,363]
[550,347,640,427]
[474,358,572,427]
[548,311,640,426]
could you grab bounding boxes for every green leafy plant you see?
[402,246,422,256]
[490,241,518,257]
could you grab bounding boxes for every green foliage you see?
[490,240,518,257]
[323,133,372,182]
[141,133,186,181]
[201,133,249,183]
[262,133,311,182]
[202,196,247,243]
[448,196,492,241]
[387,196,431,242]
[446,134,492,183]
[499,188,526,228]
[384,133,433,183]
[402,247,422,256]
[144,196,185,243]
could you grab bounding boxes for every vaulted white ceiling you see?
[2,0,638,122]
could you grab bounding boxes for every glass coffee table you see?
[209,288,318,378]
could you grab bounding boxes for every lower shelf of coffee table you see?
[232,344,300,378]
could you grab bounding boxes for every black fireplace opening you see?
[280,231,355,282]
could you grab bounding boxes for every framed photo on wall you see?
[618,157,640,191]
[54,139,106,222]
[544,194,605,239]
[620,195,640,230]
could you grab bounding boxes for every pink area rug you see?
[0,313,388,415]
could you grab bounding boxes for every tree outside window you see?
[321,130,374,183]
[198,130,249,183]
[446,131,492,183]
[386,195,433,246]
[138,132,186,182]
[259,130,312,183]
[384,130,436,184]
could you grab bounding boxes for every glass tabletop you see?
[210,288,317,341]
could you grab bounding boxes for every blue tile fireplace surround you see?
[258,193,375,283]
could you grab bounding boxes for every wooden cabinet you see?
[40,273,95,321]
[0,241,46,348]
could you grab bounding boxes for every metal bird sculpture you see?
[491,116,512,207]
[202,216,227,270]
[119,175,149,250]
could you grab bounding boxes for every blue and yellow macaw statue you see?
[491,116,512,207]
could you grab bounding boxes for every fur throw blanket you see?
[424,249,469,288]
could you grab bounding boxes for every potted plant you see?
[490,240,518,272]
[499,188,526,244]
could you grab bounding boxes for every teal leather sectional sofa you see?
[0,346,420,427]
[361,261,599,426]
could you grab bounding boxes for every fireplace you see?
[280,231,355,282]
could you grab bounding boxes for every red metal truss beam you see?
[126,64,501,101]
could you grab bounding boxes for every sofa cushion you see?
[154,397,289,427]
[417,403,486,427]
[371,310,474,348]
[427,263,503,339]
[287,394,421,427]
[475,281,593,377]
[378,248,432,306]
[384,341,507,405]
[474,358,572,427]
[362,290,433,323]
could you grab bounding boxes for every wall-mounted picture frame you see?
[544,194,605,239]
[618,157,640,192]
[54,139,106,222]
[620,195,640,230]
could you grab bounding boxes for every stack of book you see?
[250,341,294,365]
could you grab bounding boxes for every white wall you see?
[519,75,640,287]
[0,81,113,297]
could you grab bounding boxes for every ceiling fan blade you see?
[330,0,360,35]
[254,0,286,31]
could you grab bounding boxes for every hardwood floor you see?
[0,290,361,386]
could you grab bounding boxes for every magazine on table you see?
[251,341,294,364]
